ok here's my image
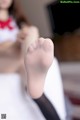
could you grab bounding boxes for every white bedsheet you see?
[44,58,67,120]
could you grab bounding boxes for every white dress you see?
[0,74,45,120]
[0,17,67,120]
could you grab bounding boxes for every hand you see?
[24,26,39,50]
[16,26,39,55]
[17,26,39,43]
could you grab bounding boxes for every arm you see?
[0,40,21,54]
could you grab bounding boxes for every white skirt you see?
[0,74,45,120]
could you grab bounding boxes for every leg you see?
[33,93,60,120]
[25,38,54,99]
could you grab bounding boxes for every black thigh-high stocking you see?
[33,94,60,120]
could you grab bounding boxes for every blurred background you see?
[20,0,80,119]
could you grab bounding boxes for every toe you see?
[28,44,34,52]
[32,42,37,49]
[38,38,44,47]
[43,38,54,51]
[28,40,38,52]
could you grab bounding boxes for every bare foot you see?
[25,38,54,99]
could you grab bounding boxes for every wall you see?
[21,0,55,37]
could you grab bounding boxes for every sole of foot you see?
[25,38,54,99]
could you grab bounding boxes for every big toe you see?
[43,38,54,51]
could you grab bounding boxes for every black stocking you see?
[33,94,60,120]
